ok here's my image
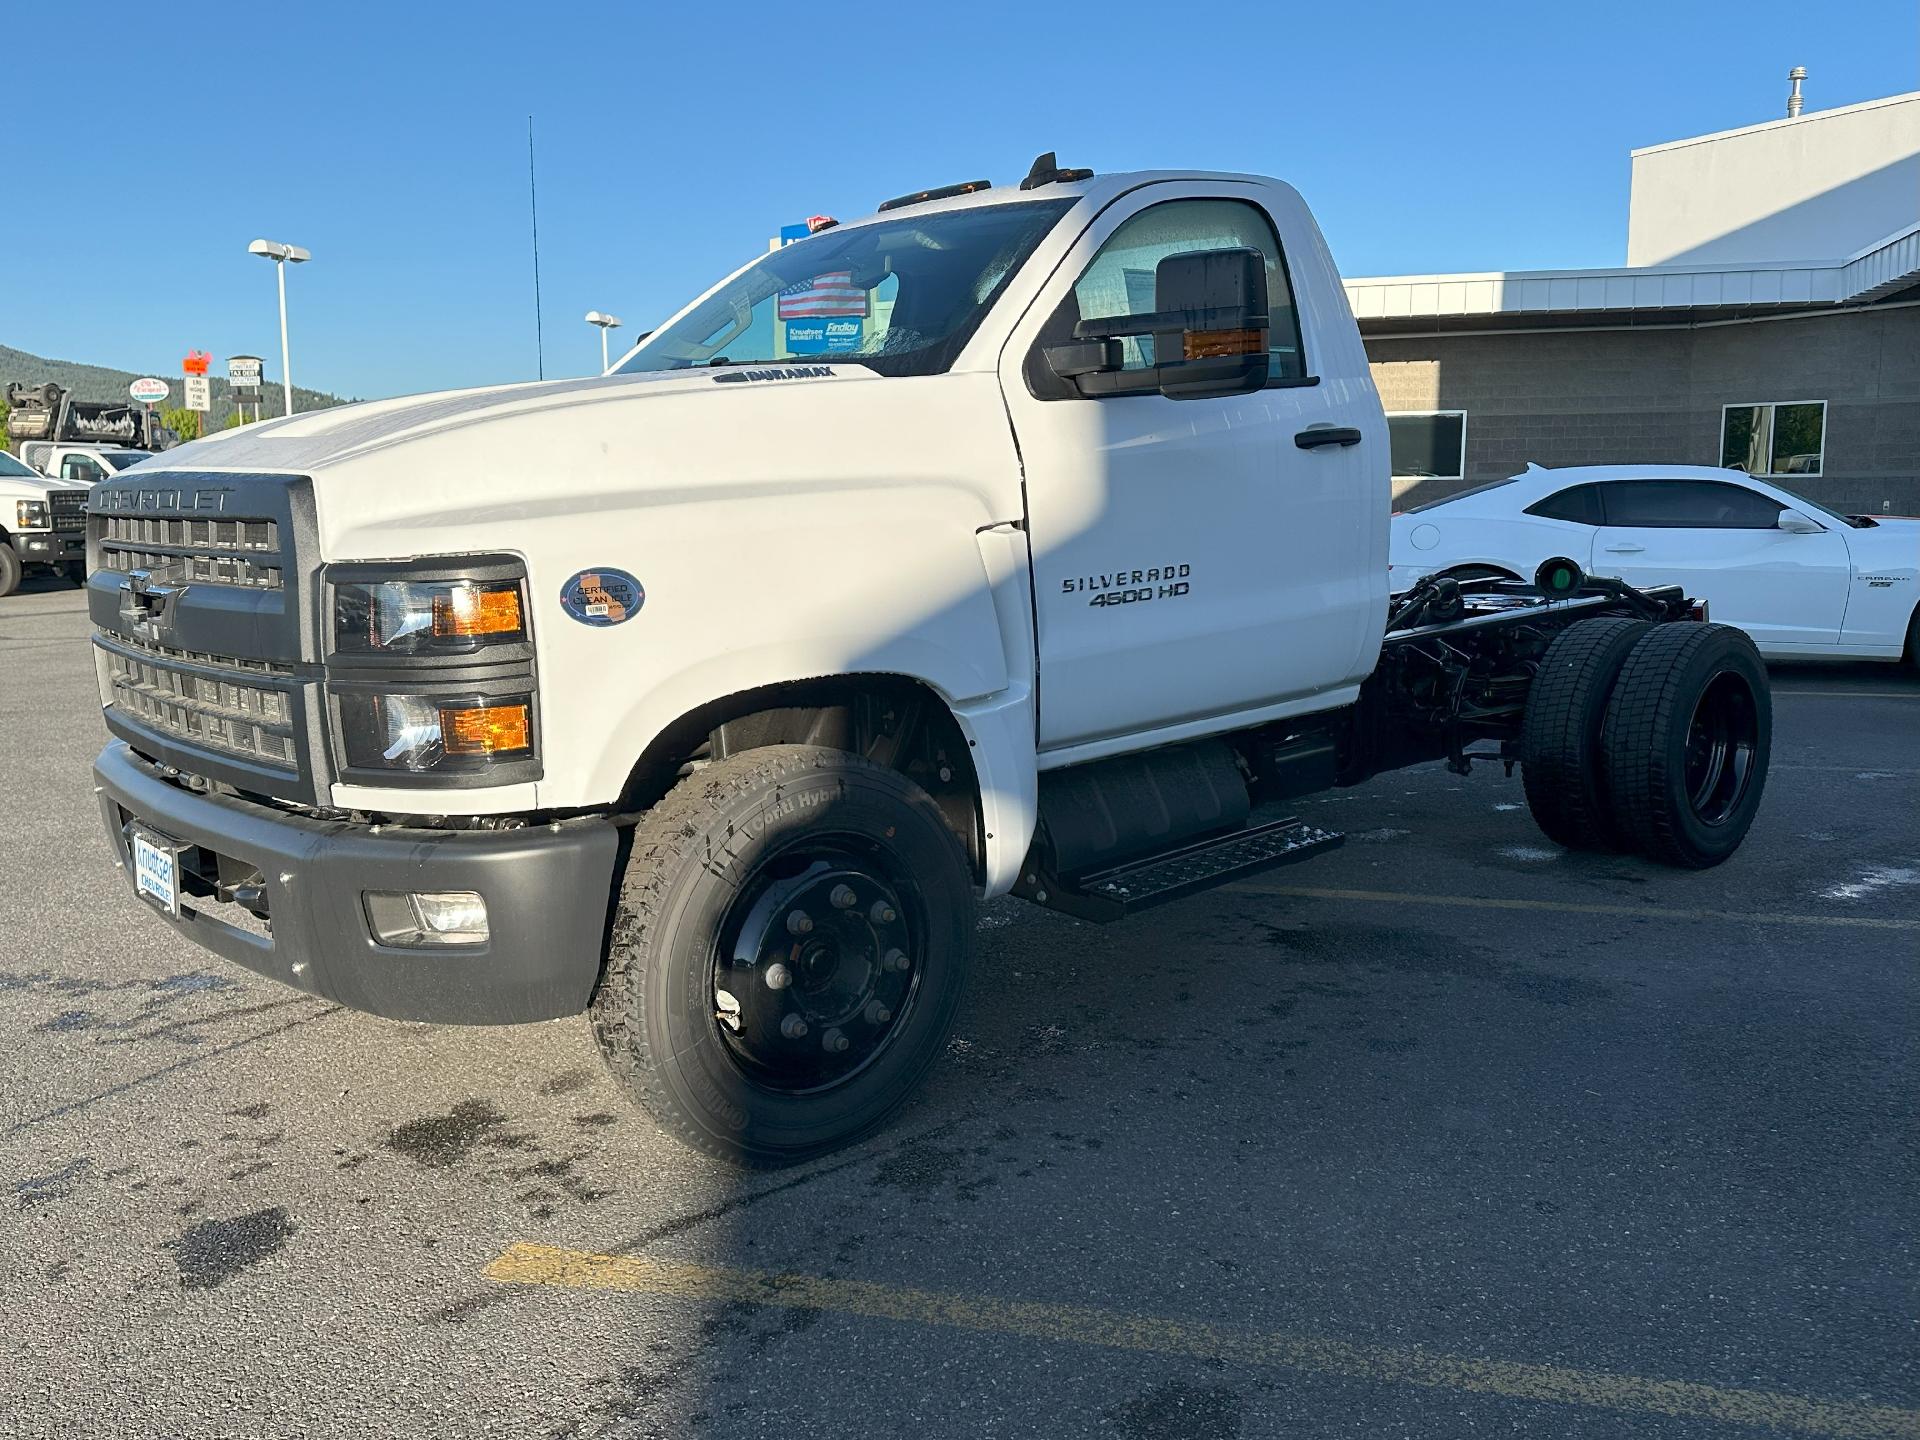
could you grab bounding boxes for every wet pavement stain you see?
[1105,1379,1246,1439]
[163,1206,294,1289]
[387,1099,511,1167]
[539,1069,594,1096]
[16,1156,92,1211]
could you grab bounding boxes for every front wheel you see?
[591,744,975,1167]
[1601,623,1771,868]
[0,544,21,598]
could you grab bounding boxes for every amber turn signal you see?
[440,702,532,756]
[1184,327,1267,360]
[433,585,523,639]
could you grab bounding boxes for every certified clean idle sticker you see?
[560,568,644,627]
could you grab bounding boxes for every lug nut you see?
[870,901,897,924]
[763,963,792,991]
[830,884,858,909]
[822,1028,850,1053]
[786,910,814,936]
[883,948,910,973]
[780,1014,809,1040]
[864,1000,892,1025]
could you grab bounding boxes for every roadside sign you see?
[778,223,810,247]
[129,377,169,405]
[183,375,212,412]
[227,355,263,388]
[182,350,212,376]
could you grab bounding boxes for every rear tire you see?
[64,560,86,587]
[0,544,22,598]
[1601,623,1770,869]
[1905,604,1920,669]
[590,744,974,1167]
[1522,616,1650,850]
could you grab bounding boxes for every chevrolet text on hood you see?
[85,153,1784,1166]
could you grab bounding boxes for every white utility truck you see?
[87,157,1772,1164]
[0,447,89,594]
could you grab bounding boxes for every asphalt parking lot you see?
[3,571,1916,1440]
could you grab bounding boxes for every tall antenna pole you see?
[528,115,545,380]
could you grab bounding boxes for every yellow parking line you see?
[485,1243,1919,1438]
[1231,883,1920,931]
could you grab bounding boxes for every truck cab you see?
[84,159,1770,1164]
[0,447,89,594]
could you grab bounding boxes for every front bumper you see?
[10,531,82,564]
[94,741,619,1024]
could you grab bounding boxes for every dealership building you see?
[1346,87,1920,516]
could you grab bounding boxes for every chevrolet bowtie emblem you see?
[120,566,189,644]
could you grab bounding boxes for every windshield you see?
[0,450,38,478]
[616,200,1075,379]
[100,450,152,471]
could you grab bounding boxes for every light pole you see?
[585,310,623,375]
[248,238,311,417]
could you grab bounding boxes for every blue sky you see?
[10,0,1916,400]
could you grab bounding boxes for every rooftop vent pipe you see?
[1787,66,1806,118]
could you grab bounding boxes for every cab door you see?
[1000,182,1387,754]
[1592,479,1851,648]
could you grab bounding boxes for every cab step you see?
[1016,817,1344,924]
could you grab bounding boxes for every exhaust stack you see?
[1787,66,1806,118]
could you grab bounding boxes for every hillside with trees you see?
[0,343,352,442]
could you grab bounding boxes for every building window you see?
[1720,401,1825,477]
[1387,411,1467,480]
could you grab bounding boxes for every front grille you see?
[97,635,299,771]
[95,513,283,589]
[49,490,87,533]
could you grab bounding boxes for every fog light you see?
[365,890,490,948]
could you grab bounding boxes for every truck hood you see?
[145,368,870,476]
[0,471,88,495]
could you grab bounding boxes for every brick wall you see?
[1368,306,1920,516]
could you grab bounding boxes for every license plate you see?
[131,827,181,915]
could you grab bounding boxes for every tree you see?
[161,406,202,443]
[0,397,9,450]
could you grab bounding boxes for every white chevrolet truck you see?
[88,157,1772,1164]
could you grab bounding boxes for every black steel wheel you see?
[1601,622,1771,868]
[592,744,973,1166]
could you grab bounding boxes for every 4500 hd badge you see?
[1060,564,1192,609]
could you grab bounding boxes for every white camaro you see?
[1390,464,1920,664]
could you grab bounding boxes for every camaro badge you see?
[560,568,644,627]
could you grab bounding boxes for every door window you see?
[1525,485,1605,525]
[1066,198,1306,382]
[1602,481,1786,529]
[60,456,105,484]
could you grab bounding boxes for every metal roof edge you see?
[1628,90,1920,158]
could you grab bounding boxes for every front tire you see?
[0,544,22,598]
[1601,623,1771,868]
[591,744,974,1167]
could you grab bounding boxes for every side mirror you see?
[1046,246,1270,401]
[1777,509,1824,534]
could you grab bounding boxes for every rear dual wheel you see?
[591,744,974,1167]
[1600,623,1770,869]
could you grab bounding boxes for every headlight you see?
[15,500,49,529]
[339,692,534,774]
[332,578,526,655]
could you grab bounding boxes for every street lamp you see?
[248,238,311,417]
[585,310,623,375]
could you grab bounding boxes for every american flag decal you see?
[777,271,869,320]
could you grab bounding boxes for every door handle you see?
[1603,544,1646,554]
[1294,425,1363,450]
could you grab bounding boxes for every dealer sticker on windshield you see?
[560,568,645,627]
